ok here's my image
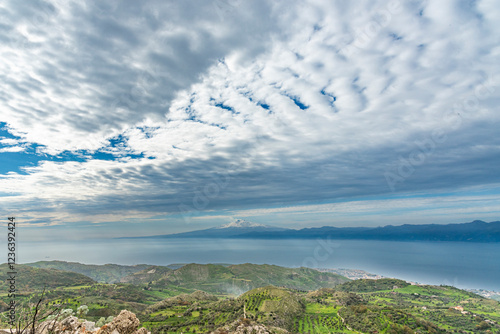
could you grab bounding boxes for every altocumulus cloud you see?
[0,0,500,229]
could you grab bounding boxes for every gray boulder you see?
[80,321,96,332]
[60,316,81,332]
[97,310,140,334]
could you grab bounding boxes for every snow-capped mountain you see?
[215,219,268,229]
[132,219,291,239]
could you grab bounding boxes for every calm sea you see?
[18,238,500,291]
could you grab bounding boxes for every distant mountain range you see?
[120,219,290,239]
[122,219,500,242]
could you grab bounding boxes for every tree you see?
[76,305,89,318]
[476,321,491,330]
[96,317,106,327]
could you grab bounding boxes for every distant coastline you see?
[119,219,500,242]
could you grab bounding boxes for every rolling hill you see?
[25,260,150,283]
[120,265,173,284]
[120,263,349,293]
[1,262,499,333]
[0,263,95,292]
[19,261,350,295]
[145,283,500,333]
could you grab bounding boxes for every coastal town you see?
[317,268,385,280]
[319,268,500,303]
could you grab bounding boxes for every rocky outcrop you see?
[212,319,288,334]
[36,310,148,334]
[80,321,95,333]
[97,310,141,334]
[61,316,81,332]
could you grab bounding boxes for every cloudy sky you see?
[1,0,500,241]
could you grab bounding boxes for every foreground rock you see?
[212,319,288,334]
[97,310,142,334]
[37,310,149,334]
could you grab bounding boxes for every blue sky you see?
[1,0,500,241]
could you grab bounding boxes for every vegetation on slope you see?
[0,264,95,292]
[121,263,349,294]
[142,283,500,333]
[336,278,411,292]
[120,266,173,284]
[25,260,150,283]
[147,290,218,313]
[2,262,500,333]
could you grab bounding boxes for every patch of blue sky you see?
[90,150,143,161]
[0,124,145,175]
[240,94,272,113]
[320,88,337,107]
[283,94,308,110]
[215,102,239,115]
[258,102,271,113]
[0,143,86,175]
[0,122,17,139]
[0,150,43,175]
[136,126,160,139]
[389,33,403,41]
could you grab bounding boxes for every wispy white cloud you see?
[0,146,25,153]
[231,192,500,219]
[0,138,20,145]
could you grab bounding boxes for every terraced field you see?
[1,264,499,333]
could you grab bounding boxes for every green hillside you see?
[123,263,349,293]
[1,262,499,333]
[120,265,173,284]
[22,261,348,293]
[0,263,95,292]
[147,290,219,313]
[143,283,500,333]
[145,286,305,333]
[25,260,150,283]
[336,278,411,292]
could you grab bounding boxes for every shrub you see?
[96,317,106,327]
[61,309,74,318]
[476,321,491,330]
[77,305,89,318]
